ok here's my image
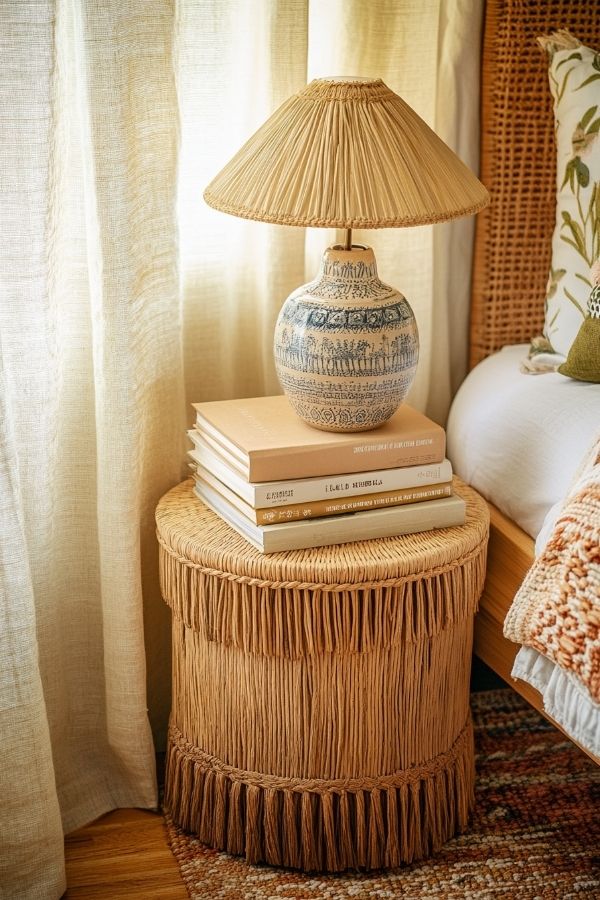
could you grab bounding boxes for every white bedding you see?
[446,344,600,539]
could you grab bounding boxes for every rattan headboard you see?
[470,0,600,368]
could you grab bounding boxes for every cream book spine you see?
[193,481,466,553]
[188,434,453,507]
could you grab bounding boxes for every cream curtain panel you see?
[0,1,184,897]
[0,1,482,897]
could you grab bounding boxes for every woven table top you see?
[156,477,489,589]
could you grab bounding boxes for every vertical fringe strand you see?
[198,769,215,846]
[321,792,338,872]
[367,788,385,870]
[283,790,301,869]
[384,787,400,868]
[338,790,355,871]
[226,780,244,856]
[263,788,282,867]
[245,785,263,865]
[300,792,320,872]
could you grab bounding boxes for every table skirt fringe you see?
[159,546,486,657]
[164,719,474,872]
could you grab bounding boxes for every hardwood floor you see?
[64,808,187,898]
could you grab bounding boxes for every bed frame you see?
[470,0,599,762]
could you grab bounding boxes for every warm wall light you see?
[204,77,488,432]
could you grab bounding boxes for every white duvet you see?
[446,344,600,540]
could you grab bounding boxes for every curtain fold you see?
[177,0,310,405]
[1,4,67,897]
[429,0,485,423]
[0,2,482,896]
[304,0,442,415]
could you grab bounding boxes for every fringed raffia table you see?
[158,478,489,872]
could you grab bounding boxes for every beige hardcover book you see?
[195,468,453,525]
[193,395,445,482]
[194,480,466,553]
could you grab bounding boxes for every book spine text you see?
[249,430,445,481]
[255,483,453,524]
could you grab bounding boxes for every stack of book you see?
[187,395,465,553]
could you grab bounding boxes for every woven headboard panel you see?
[470,0,600,368]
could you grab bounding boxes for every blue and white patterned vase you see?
[274,246,419,432]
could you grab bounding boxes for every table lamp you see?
[204,77,488,432]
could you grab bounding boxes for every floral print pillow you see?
[539,32,600,359]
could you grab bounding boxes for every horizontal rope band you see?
[167,718,472,795]
[157,530,487,594]
[201,197,488,230]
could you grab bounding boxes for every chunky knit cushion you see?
[504,436,600,702]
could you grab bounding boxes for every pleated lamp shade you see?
[204,77,488,228]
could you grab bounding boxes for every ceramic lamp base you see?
[274,245,419,432]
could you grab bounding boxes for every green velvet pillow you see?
[558,283,600,382]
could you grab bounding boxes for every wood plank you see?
[64,809,187,899]
[485,503,534,601]
[474,501,599,765]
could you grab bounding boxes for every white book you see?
[193,469,454,525]
[194,480,466,553]
[188,431,453,508]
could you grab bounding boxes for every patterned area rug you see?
[165,689,600,898]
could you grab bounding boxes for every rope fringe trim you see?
[159,544,486,656]
[164,719,475,872]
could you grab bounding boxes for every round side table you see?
[157,478,489,873]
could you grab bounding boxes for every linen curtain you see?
[1,2,184,897]
[0,1,482,897]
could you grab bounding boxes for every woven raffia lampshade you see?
[204,77,489,228]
